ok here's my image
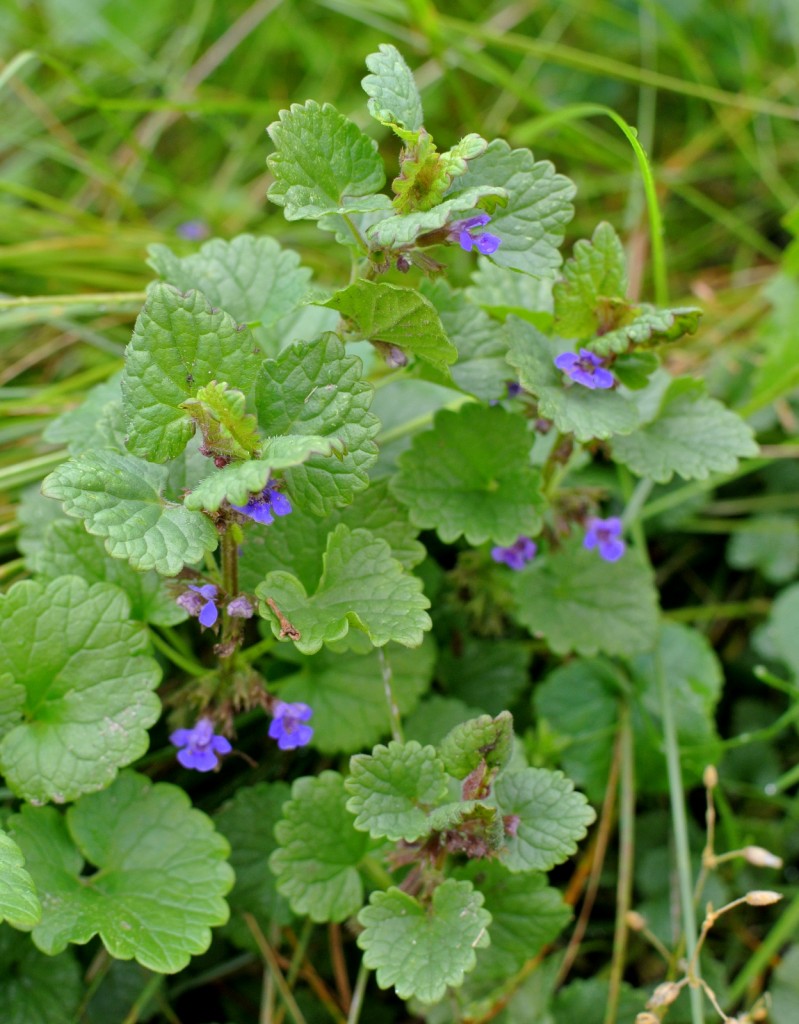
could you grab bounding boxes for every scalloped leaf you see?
[272,639,435,755]
[366,186,507,249]
[553,222,627,339]
[362,43,424,133]
[35,520,186,626]
[0,929,81,1024]
[256,524,431,654]
[611,377,759,483]
[255,335,380,514]
[121,283,262,463]
[357,881,491,1004]
[184,437,337,512]
[319,280,457,374]
[506,317,639,441]
[9,772,233,973]
[495,768,596,872]
[42,450,218,576]
[267,101,386,220]
[587,305,703,357]
[451,139,576,278]
[345,740,449,842]
[180,380,261,461]
[509,543,660,657]
[438,712,514,782]
[0,831,41,928]
[0,577,161,805]
[270,772,371,923]
[391,403,544,545]
[147,235,313,353]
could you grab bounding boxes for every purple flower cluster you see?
[554,349,615,390]
[170,717,231,772]
[269,701,314,750]
[584,517,626,562]
[451,214,502,255]
[177,583,220,627]
[491,536,537,570]
[231,482,292,525]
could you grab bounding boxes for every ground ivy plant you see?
[1,43,761,1021]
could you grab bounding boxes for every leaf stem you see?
[245,913,309,1024]
[378,647,403,743]
[347,962,370,1024]
[150,629,207,677]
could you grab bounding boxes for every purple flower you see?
[231,482,292,526]
[584,517,626,562]
[177,583,220,627]
[554,349,615,390]
[269,701,313,751]
[176,219,210,241]
[451,213,502,256]
[170,717,232,772]
[491,537,537,570]
[227,595,255,619]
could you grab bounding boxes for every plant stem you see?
[245,914,309,1024]
[150,629,207,677]
[378,647,404,743]
[347,962,370,1024]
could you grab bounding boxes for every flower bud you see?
[742,846,783,869]
[703,764,718,789]
[635,1014,659,1024]
[625,910,647,931]
[227,595,255,619]
[647,981,683,1008]
[745,890,782,906]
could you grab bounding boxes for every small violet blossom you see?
[231,482,292,525]
[170,717,231,772]
[176,219,210,241]
[451,214,502,255]
[584,517,626,562]
[177,583,220,627]
[554,349,615,390]
[491,536,537,570]
[269,701,314,751]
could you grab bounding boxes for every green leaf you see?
[451,139,576,278]
[553,222,627,339]
[0,928,81,1024]
[467,259,554,329]
[506,317,640,441]
[420,278,513,400]
[319,280,457,374]
[454,862,570,981]
[391,403,544,545]
[239,479,424,594]
[727,516,799,584]
[611,378,759,483]
[43,375,125,454]
[267,101,386,220]
[362,43,424,133]
[509,543,660,657]
[587,305,703,357]
[147,235,313,353]
[437,637,531,716]
[215,783,292,936]
[404,695,486,748]
[357,881,491,1003]
[0,578,161,805]
[270,772,370,923]
[257,524,431,654]
[184,438,338,512]
[0,831,41,928]
[495,768,595,872]
[345,740,448,842]
[758,583,799,680]
[629,623,724,792]
[9,772,233,973]
[534,658,625,803]
[121,283,262,462]
[180,380,261,461]
[42,449,219,576]
[272,640,435,755]
[612,350,660,390]
[36,520,186,626]
[366,187,507,249]
[255,335,380,514]
[438,712,514,781]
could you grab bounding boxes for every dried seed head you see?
[745,890,782,906]
[635,1014,660,1024]
[742,846,783,869]
[703,764,718,789]
[626,910,647,931]
[647,981,683,1008]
